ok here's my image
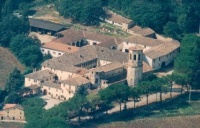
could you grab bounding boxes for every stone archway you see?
[43,89,47,95]
[161,61,166,68]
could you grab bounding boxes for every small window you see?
[130,54,132,60]
[159,57,161,61]
[153,59,155,62]
[58,53,61,55]
[134,55,136,60]
[41,49,44,52]
[95,79,98,84]
[125,49,129,53]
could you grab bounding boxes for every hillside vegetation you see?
[0,47,24,89]
[99,115,200,128]
[0,122,24,128]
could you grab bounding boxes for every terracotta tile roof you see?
[42,41,79,53]
[129,46,144,51]
[3,104,23,110]
[25,69,56,80]
[144,40,180,59]
[42,45,128,72]
[90,62,123,72]
[29,18,66,32]
[61,76,90,87]
[97,37,122,49]
[41,81,61,89]
[95,46,128,63]
[124,35,163,47]
[55,29,84,45]
[105,10,132,24]
[137,28,155,37]
[55,29,122,49]
[129,25,142,32]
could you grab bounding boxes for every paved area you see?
[39,95,62,109]
[29,32,56,44]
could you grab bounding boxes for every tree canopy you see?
[56,0,105,25]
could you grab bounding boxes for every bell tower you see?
[127,46,143,87]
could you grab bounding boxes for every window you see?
[134,54,136,60]
[34,80,37,83]
[130,54,132,60]
[153,59,155,62]
[41,49,44,52]
[125,49,129,53]
[138,54,141,61]
[95,79,98,84]
[159,57,161,61]
[58,53,61,55]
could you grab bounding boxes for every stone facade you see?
[127,47,143,86]
[0,104,25,123]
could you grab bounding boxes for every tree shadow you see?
[70,93,200,128]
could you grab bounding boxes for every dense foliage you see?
[105,0,200,39]
[174,34,200,88]
[55,0,105,25]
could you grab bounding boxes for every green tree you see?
[19,45,43,67]
[138,81,153,105]
[4,91,21,104]
[5,68,24,93]
[56,0,105,25]
[0,15,29,47]
[129,87,141,109]
[163,22,181,40]
[174,34,200,88]
[100,84,130,112]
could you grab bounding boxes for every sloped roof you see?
[25,69,56,80]
[144,40,180,59]
[41,42,79,53]
[29,18,66,32]
[124,35,164,47]
[90,62,123,72]
[129,25,142,32]
[137,28,155,37]
[105,10,132,24]
[40,81,61,89]
[3,104,23,110]
[42,45,128,72]
[61,76,90,87]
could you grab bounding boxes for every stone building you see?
[127,46,143,86]
[0,104,25,123]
